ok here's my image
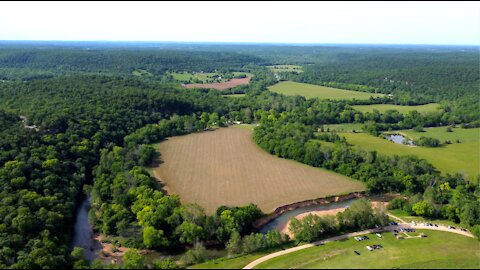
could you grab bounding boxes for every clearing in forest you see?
[267,65,303,73]
[153,126,365,214]
[268,81,384,100]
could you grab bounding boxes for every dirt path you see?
[387,214,473,238]
[243,213,474,269]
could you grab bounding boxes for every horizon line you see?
[0,40,478,47]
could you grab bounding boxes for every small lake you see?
[71,196,101,262]
[260,199,356,234]
[384,134,414,146]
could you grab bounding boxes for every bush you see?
[387,197,406,210]
[415,136,440,147]
[412,201,435,217]
[181,242,208,266]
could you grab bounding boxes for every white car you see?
[366,246,373,251]
[376,233,382,238]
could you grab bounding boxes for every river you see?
[260,199,356,234]
[71,196,101,262]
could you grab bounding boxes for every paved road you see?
[243,214,473,269]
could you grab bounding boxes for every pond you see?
[384,134,414,146]
[71,196,101,262]
[259,199,357,234]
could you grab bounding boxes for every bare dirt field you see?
[183,76,251,90]
[153,127,365,214]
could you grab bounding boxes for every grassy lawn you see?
[254,230,480,269]
[268,81,384,100]
[267,65,303,73]
[190,242,297,269]
[340,131,479,181]
[352,103,441,114]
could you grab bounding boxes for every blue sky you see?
[0,1,479,45]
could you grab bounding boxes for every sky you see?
[0,1,479,45]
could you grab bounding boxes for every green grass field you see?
[168,72,219,83]
[189,242,297,269]
[168,72,251,84]
[132,69,152,76]
[322,123,364,133]
[268,81,384,100]
[339,128,480,180]
[254,230,480,269]
[400,126,479,144]
[223,94,246,98]
[267,65,303,73]
[352,103,441,114]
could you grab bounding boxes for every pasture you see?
[254,230,480,269]
[153,126,365,214]
[352,103,441,114]
[268,81,385,100]
[400,126,479,143]
[340,129,480,180]
[267,65,303,73]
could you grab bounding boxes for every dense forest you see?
[0,43,478,268]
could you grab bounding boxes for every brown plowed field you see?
[183,76,251,90]
[153,127,365,214]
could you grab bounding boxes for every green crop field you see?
[268,81,385,100]
[339,128,480,180]
[267,65,303,73]
[352,103,441,114]
[254,230,480,269]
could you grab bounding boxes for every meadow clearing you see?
[153,126,365,214]
[183,76,252,90]
[352,103,441,114]
[266,65,303,73]
[268,81,385,100]
[223,94,246,98]
[253,230,480,269]
[339,127,480,180]
[131,69,153,77]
